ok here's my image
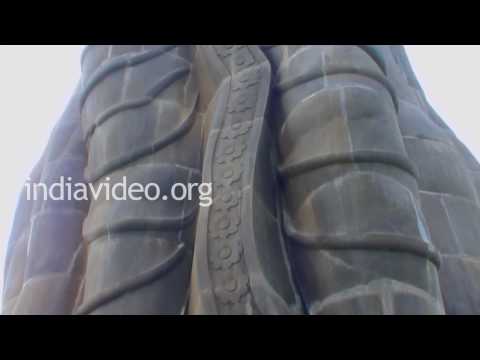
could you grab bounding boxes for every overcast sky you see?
[0,45,479,301]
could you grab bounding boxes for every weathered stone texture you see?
[3,45,479,314]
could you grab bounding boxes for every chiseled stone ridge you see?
[2,45,479,315]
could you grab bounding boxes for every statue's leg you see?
[189,46,302,314]
[77,46,201,314]
[266,45,444,314]
[388,46,480,314]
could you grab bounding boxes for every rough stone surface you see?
[3,45,479,314]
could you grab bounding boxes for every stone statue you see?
[2,45,479,315]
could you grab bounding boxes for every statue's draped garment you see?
[3,46,480,314]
